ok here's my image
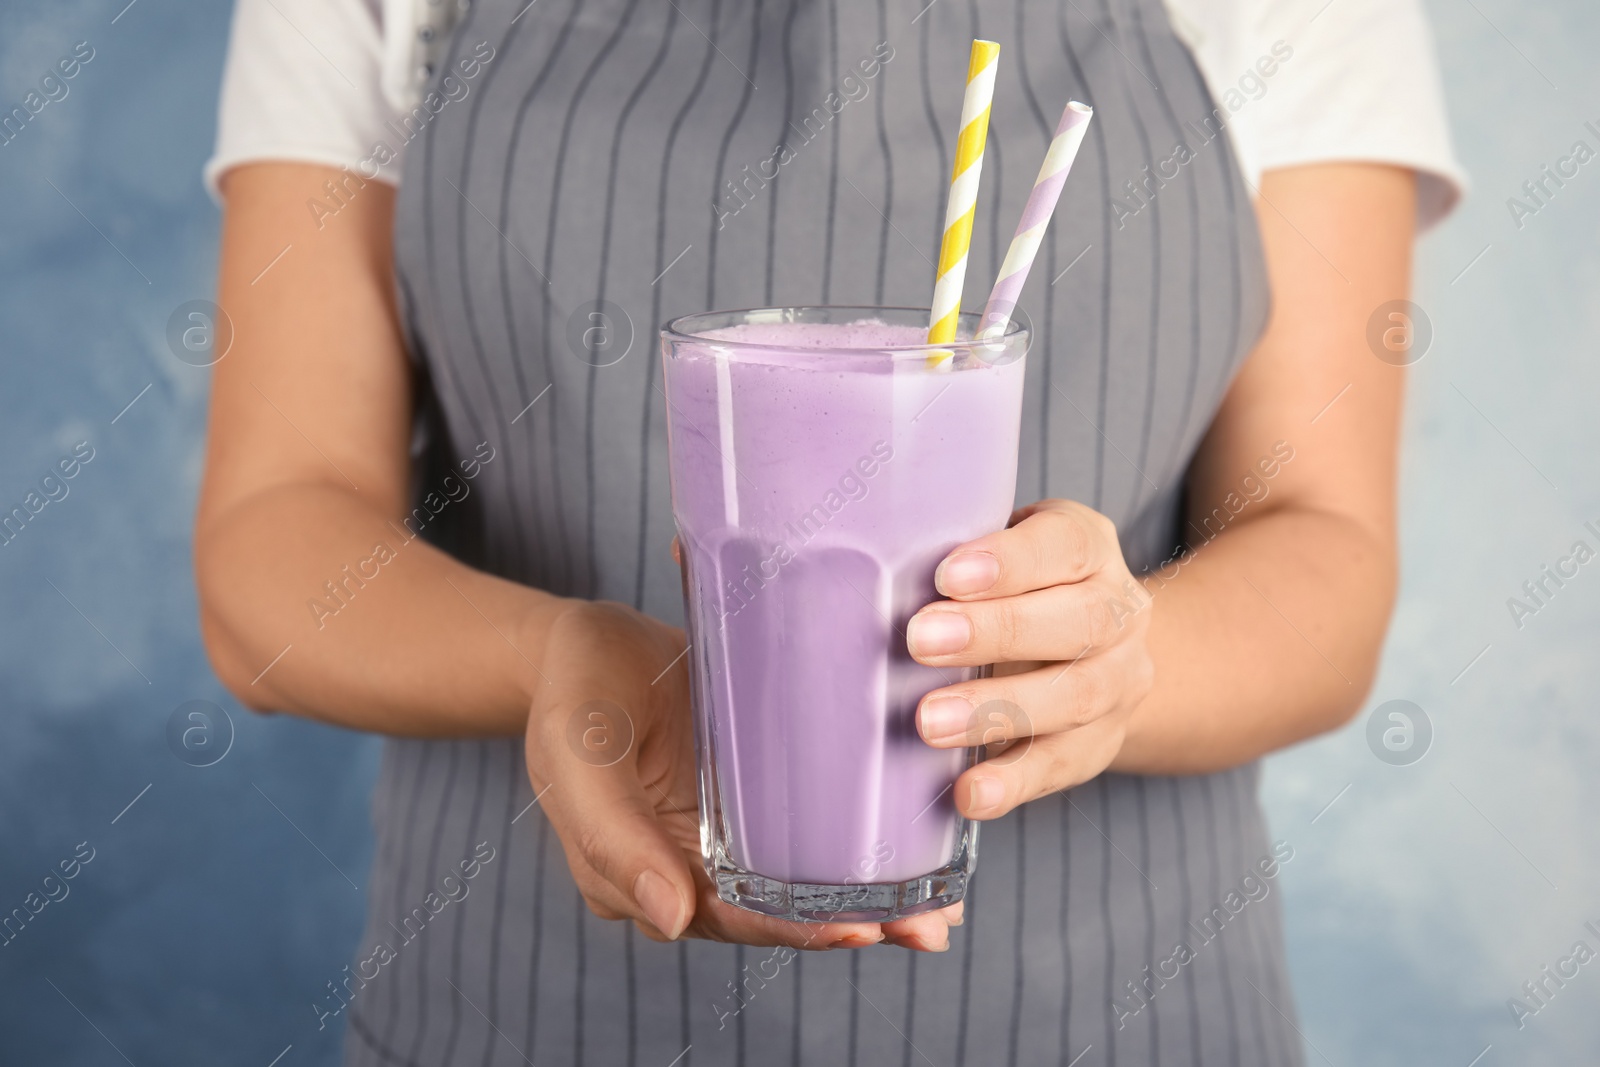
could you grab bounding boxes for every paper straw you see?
[926,39,1001,357]
[977,101,1094,341]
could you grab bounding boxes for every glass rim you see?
[660,304,1029,355]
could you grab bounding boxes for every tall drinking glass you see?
[660,306,1028,921]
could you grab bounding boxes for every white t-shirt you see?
[206,0,1466,229]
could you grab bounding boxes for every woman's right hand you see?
[523,599,960,952]
[201,163,958,952]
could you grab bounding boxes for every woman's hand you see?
[906,499,1155,820]
[524,599,961,952]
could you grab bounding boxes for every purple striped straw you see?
[977,101,1094,341]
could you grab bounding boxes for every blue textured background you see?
[0,1,1594,1064]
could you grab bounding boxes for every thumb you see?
[528,697,694,939]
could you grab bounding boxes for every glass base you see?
[706,829,977,923]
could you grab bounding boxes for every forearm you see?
[197,481,566,736]
[1111,503,1395,775]
[195,163,566,735]
[1107,164,1413,776]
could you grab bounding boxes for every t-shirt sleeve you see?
[1167,0,1468,231]
[204,0,402,199]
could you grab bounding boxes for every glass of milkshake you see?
[661,306,1028,922]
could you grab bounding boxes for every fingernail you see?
[936,551,1000,596]
[946,901,965,926]
[634,869,686,939]
[919,696,973,741]
[967,776,1004,814]
[907,611,970,657]
[830,932,884,949]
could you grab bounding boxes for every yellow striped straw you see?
[927,39,1000,361]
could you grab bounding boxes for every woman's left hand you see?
[906,498,1155,820]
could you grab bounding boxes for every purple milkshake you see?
[661,306,1028,921]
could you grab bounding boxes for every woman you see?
[197,0,1461,1062]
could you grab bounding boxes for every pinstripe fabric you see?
[341,0,1305,1063]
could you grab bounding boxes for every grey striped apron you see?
[343,0,1303,1064]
